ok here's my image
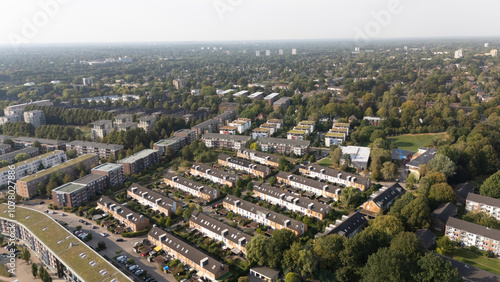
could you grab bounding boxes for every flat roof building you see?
[66,140,123,159]
[118,149,159,175]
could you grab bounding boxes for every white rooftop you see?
[340,146,371,164]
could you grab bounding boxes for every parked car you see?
[92,226,98,229]
[116,238,124,242]
[100,233,108,237]
[135,269,144,276]
[129,265,139,271]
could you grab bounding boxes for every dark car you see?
[116,238,124,242]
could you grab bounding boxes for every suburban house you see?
[127,183,178,217]
[237,149,280,168]
[299,163,371,191]
[316,212,368,238]
[360,183,405,217]
[432,202,458,231]
[190,163,238,187]
[406,148,438,179]
[97,196,150,232]
[164,172,219,201]
[276,171,343,201]
[217,154,270,178]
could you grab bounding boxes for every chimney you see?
[221,229,228,236]
[200,257,209,267]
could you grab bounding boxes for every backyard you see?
[387,133,447,152]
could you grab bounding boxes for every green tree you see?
[21,247,31,263]
[414,253,461,282]
[368,215,404,236]
[380,161,398,181]
[480,171,500,198]
[246,235,279,268]
[175,207,183,216]
[428,183,456,207]
[32,140,42,149]
[238,277,250,282]
[436,236,454,255]
[249,142,259,150]
[32,263,38,278]
[361,248,412,282]
[341,187,362,207]
[268,176,277,186]
[183,208,192,220]
[399,197,432,231]
[14,153,30,162]
[66,149,77,159]
[330,146,342,166]
[285,272,302,282]
[389,232,425,259]
[234,187,242,197]
[313,234,346,270]
[46,181,59,197]
[427,154,456,178]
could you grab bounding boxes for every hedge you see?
[121,227,152,237]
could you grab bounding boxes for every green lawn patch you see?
[0,265,11,278]
[387,133,446,152]
[317,158,332,167]
[452,248,500,275]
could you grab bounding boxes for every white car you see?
[100,233,108,237]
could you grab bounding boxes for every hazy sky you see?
[1,0,500,46]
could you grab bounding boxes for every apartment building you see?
[66,140,124,159]
[97,196,150,232]
[12,137,66,151]
[276,171,342,201]
[267,119,283,129]
[23,110,46,128]
[218,154,270,178]
[446,217,500,256]
[192,119,219,137]
[253,184,329,220]
[237,149,280,168]
[115,122,138,132]
[213,110,237,126]
[0,150,66,188]
[154,136,187,155]
[293,125,312,135]
[90,120,113,139]
[3,99,52,117]
[248,92,264,100]
[287,130,307,140]
[51,174,108,208]
[219,126,238,135]
[466,193,500,220]
[127,183,177,217]
[190,212,251,255]
[0,115,20,125]
[257,137,310,156]
[174,129,197,145]
[228,118,251,134]
[0,147,38,164]
[219,102,238,112]
[113,114,133,125]
[273,97,291,111]
[138,115,157,132]
[299,163,371,191]
[259,123,278,135]
[148,228,229,281]
[406,148,438,179]
[298,120,315,132]
[118,149,159,175]
[190,163,238,187]
[324,132,346,146]
[263,93,280,105]
[16,154,99,198]
[223,195,307,236]
[0,144,12,155]
[92,163,125,187]
[164,172,219,201]
[202,133,250,151]
[252,128,272,139]
[432,202,458,232]
[360,183,405,217]
[316,212,368,238]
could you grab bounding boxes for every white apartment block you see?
[0,115,20,125]
[91,120,113,139]
[23,110,46,128]
[466,193,500,220]
[0,150,66,187]
[446,217,500,256]
[138,115,157,132]
[276,171,342,201]
[299,164,371,191]
[228,118,251,134]
[164,172,219,201]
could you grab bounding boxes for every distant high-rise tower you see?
[279,49,283,55]
[256,51,260,57]
[82,78,93,86]
[266,50,270,56]
[485,43,489,48]
[355,47,360,52]
[292,49,297,55]
[491,49,498,57]
[454,48,463,59]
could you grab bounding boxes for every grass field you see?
[317,158,332,167]
[387,133,446,152]
[452,248,500,275]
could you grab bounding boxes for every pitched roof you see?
[223,195,305,234]
[257,137,310,147]
[189,212,251,247]
[407,148,438,167]
[164,172,217,197]
[128,183,177,211]
[66,140,124,150]
[318,212,367,238]
[454,182,474,199]
[447,217,500,241]
[415,229,436,250]
[148,227,226,275]
[467,193,500,208]
[432,202,458,223]
[218,154,268,173]
[202,133,251,142]
[300,163,369,185]
[277,171,342,193]
[97,196,145,225]
[368,183,405,208]
[191,163,237,182]
[253,183,328,213]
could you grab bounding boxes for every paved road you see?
[21,203,175,282]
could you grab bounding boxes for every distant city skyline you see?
[1,0,500,47]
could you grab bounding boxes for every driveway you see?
[19,203,175,282]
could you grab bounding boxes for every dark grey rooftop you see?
[189,212,251,247]
[66,140,124,150]
[432,202,458,223]
[466,193,500,208]
[257,137,310,147]
[447,217,500,241]
[407,148,438,167]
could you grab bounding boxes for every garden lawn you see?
[387,133,446,152]
[317,158,332,167]
[452,248,500,275]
